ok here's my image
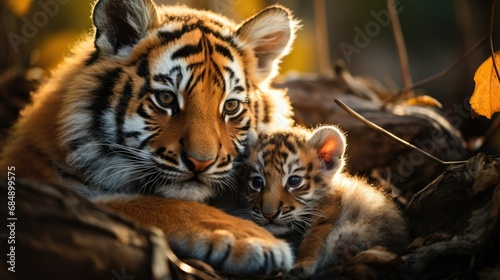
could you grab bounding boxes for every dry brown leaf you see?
[340,246,401,280]
[470,52,500,119]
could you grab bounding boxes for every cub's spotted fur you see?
[245,126,408,277]
[1,0,298,275]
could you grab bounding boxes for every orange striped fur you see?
[245,126,409,277]
[0,0,299,275]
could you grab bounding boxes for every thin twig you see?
[163,242,221,280]
[384,34,489,104]
[387,0,413,99]
[490,0,500,84]
[334,99,467,166]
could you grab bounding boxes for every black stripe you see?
[187,61,204,70]
[90,68,123,139]
[224,66,235,79]
[307,162,313,172]
[158,24,195,45]
[229,109,248,122]
[137,57,150,98]
[236,118,251,132]
[137,104,151,119]
[84,49,100,66]
[233,85,244,93]
[155,162,183,173]
[202,35,214,55]
[210,59,225,90]
[185,72,204,96]
[283,139,297,154]
[216,155,231,168]
[300,183,311,192]
[279,152,289,162]
[252,97,260,122]
[115,79,133,145]
[139,132,159,150]
[171,41,203,60]
[211,170,230,176]
[159,155,178,165]
[153,73,174,85]
[313,175,323,184]
[155,147,179,165]
[215,44,233,61]
[262,95,270,124]
[124,131,141,139]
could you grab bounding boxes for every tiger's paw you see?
[99,197,293,275]
[171,228,293,275]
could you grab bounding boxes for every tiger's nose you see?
[181,153,215,172]
[263,211,279,221]
[188,156,215,172]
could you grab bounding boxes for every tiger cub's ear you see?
[307,126,347,179]
[237,5,299,83]
[92,0,159,54]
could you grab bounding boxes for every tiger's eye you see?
[155,91,176,107]
[224,99,240,114]
[287,176,302,189]
[251,176,265,191]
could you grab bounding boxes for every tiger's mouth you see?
[263,223,292,236]
[153,177,215,202]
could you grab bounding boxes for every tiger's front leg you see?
[98,196,293,275]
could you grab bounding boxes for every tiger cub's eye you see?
[287,176,303,190]
[224,99,240,115]
[251,176,265,191]
[154,91,176,107]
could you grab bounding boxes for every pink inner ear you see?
[318,140,336,163]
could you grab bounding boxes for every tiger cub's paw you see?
[171,228,293,275]
[288,259,318,279]
[331,231,370,264]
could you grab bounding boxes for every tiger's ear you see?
[92,0,159,54]
[307,126,347,179]
[237,5,299,83]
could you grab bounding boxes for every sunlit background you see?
[1,0,499,152]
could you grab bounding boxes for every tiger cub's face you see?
[246,126,346,236]
[61,1,297,200]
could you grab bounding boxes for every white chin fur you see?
[155,180,214,202]
[264,223,291,236]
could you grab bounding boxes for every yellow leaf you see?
[470,52,500,119]
[6,0,33,17]
[406,95,443,109]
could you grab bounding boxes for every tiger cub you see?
[245,126,409,278]
[0,0,299,275]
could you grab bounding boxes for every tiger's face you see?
[246,126,346,236]
[58,1,297,200]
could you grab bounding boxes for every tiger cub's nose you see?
[263,211,279,221]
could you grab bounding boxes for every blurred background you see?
[1,0,499,153]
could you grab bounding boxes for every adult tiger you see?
[0,0,298,275]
